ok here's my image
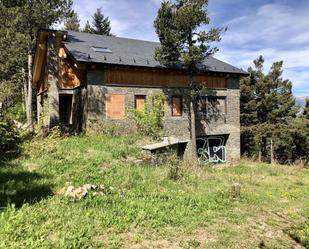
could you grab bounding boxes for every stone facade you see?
[86,69,241,162]
[37,36,87,133]
[36,36,61,129]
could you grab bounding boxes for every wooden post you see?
[270,139,274,164]
[258,149,262,162]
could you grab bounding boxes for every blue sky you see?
[71,0,309,97]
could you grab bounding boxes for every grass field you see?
[0,134,309,248]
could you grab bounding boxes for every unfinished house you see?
[32,29,248,163]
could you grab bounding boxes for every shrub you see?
[241,118,309,165]
[0,117,20,159]
[87,120,136,136]
[87,120,117,136]
[167,154,183,180]
[129,92,166,139]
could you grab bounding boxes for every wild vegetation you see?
[0,117,20,159]
[0,134,309,248]
[129,92,166,139]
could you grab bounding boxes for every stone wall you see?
[36,36,60,129]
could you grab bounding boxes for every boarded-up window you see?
[172,96,183,116]
[106,94,125,119]
[135,95,146,110]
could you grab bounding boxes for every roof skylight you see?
[91,46,112,53]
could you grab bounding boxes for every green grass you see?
[0,134,309,248]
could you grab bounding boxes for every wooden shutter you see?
[106,94,125,119]
[135,95,146,110]
[172,96,182,116]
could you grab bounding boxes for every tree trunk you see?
[189,97,198,161]
[27,52,34,132]
[26,0,34,133]
[22,67,28,113]
[189,74,198,163]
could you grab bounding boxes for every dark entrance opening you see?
[59,94,72,125]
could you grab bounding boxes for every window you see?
[196,96,226,118]
[106,94,125,119]
[172,96,183,116]
[135,95,146,110]
[91,46,112,53]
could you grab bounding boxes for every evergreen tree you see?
[303,98,309,119]
[65,11,80,31]
[258,61,297,123]
[154,0,224,160]
[91,8,112,35]
[240,63,259,156]
[0,1,72,131]
[240,56,298,162]
[83,20,92,33]
[0,4,27,110]
[240,56,264,126]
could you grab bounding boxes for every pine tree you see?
[65,11,80,31]
[240,56,298,161]
[304,98,309,119]
[240,56,264,126]
[154,0,224,161]
[83,20,92,33]
[92,8,112,35]
[0,3,27,110]
[240,58,262,155]
[258,61,297,123]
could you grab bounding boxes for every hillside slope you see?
[0,134,309,248]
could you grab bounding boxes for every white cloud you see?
[217,2,309,96]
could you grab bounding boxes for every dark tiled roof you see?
[64,31,248,75]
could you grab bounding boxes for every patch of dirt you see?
[95,208,306,248]
[123,239,181,249]
[47,232,60,242]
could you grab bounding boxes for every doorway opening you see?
[59,94,73,125]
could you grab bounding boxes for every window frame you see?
[171,95,183,117]
[91,46,112,53]
[196,96,226,118]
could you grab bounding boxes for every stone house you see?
[32,29,248,162]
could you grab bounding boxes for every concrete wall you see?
[86,68,241,162]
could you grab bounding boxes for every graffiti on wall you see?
[197,136,227,163]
